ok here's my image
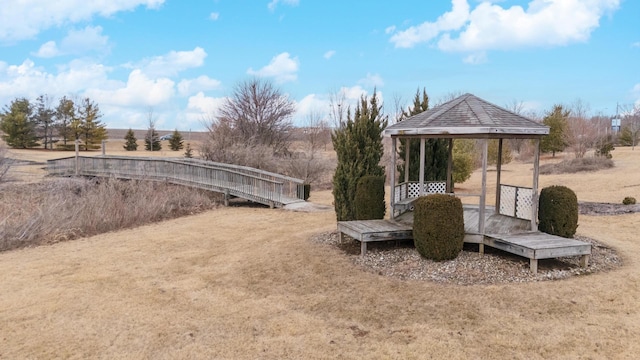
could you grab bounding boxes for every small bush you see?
[538,185,578,238]
[623,197,637,205]
[354,176,385,220]
[413,194,464,261]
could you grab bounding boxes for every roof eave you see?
[384,127,549,137]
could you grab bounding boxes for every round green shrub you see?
[354,175,386,220]
[413,194,464,261]
[538,185,578,238]
[623,196,637,205]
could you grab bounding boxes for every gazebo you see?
[338,93,591,273]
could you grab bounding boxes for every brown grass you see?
[0,178,220,252]
[539,156,615,175]
[0,148,639,358]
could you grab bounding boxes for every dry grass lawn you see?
[1,148,640,358]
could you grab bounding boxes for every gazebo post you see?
[532,139,541,231]
[419,138,425,196]
[447,138,453,193]
[479,138,488,254]
[390,137,397,219]
[405,138,410,198]
[495,138,503,209]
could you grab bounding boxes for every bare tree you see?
[391,92,406,124]
[433,90,465,107]
[286,110,332,184]
[505,99,527,154]
[328,88,347,128]
[565,99,599,158]
[216,78,294,155]
[0,141,11,182]
[145,108,161,151]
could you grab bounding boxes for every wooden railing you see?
[499,184,534,220]
[46,156,306,208]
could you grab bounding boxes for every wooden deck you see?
[338,206,592,273]
[46,156,306,208]
[337,220,412,256]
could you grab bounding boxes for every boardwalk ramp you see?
[47,156,306,208]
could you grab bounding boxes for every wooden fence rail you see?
[46,156,306,208]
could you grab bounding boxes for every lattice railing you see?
[499,185,534,220]
[394,181,447,203]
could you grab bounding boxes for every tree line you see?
[0,95,107,150]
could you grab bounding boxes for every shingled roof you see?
[384,93,549,138]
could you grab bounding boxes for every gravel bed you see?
[310,232,621,285]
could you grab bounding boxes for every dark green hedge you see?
[538,185,578,238]
[354,175,386,220]
[413,194,464,261]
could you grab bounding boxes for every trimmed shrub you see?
[354,175,385,220]
[623,197,637,205]
[413,194,464,261]
[538,185,578,238]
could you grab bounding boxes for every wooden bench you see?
[337,220,413,256]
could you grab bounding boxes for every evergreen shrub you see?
[413,194,464,261]
[354,175,385,220]
[623,197,636,205]
[538,185,578,238]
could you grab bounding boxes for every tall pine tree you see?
[396,88,448,182]
[541,104,569,157]
[77,97,107,151]
[332,91,387,221]
[169,129,184,151]
[0,98,38,149]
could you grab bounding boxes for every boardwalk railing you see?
[47,156,306,208]
[499,184,533,220]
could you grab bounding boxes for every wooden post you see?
[447,138,453,193]
[479,139,488,254]
[419,138,425,196]
[404,138,411,184]
[101,140,106,156]
[75,139,79,176]
[495,138,503,209]
[532,139,541,231]
[390,137,397,219]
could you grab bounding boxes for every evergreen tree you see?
[332,91,387,221]
[34,94,56,149]
[55,96,76,147]
[487,139,513,166]
[452,139,474,184]
[123,128,138,151]
[396,88,448,182]
[184,143,193,158]
[169,129,184,151]
[0,98,38,148]
[145,127,161,151]
[541,104,569,157]
[77,97,107,151]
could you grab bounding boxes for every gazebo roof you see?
[384,93,549,138]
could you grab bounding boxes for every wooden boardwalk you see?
[338,206,592,273]
[47,156,306,208]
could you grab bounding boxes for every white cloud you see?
[0,0,164,42]
[385,26,396,34]
[390,0,470,48]
[35,26,109,58]
[358,73,384,88]
[35,41,60,58]
[85,69,174,107]
[323,50,336,60]
[247,52,299,83]
[633,42,640,48]
[177,75,222,97]
[389,0,620,53]
[185,92,226,123]
[463,51,487,64]
[210,12,220,21]
[131,47,207,77]
[267,0,299,12]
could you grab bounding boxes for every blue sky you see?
[0,0,638,130]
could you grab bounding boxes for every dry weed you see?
[0,178,220,251]
[539,156,614,174]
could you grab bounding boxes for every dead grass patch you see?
[539,156,614,174]
[0,178,221,251]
